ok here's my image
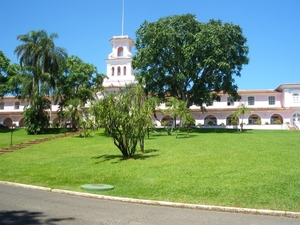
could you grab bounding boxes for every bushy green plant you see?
[79,119,96,138]
[274,119,282,124]
[22,97,51,134]
[207,120,214,126]
[255,119,261,125]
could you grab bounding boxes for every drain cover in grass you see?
[81,184,114,191]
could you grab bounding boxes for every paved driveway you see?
[0,183,299,225]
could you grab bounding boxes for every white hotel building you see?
[1,35,300,130]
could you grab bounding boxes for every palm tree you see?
[14,30,67,104]
[234,103,251,132]
[14,30,67,134]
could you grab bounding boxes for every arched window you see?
[270,114,283,124]
[248,114,261,124]
[123,66,126,76]
[204,115,217,126]
[111,67,115,76]
[117,47,124,57]
[293,113,300,125]
[117,66,121,76]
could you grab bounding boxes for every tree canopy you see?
[14,30,68,103]
[56,55,105,129]
[0,51,11,97]
[132,14,249,108]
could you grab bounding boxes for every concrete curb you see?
[1,181,299,218]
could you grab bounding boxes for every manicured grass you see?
[0,128,299,212]
[0,128,70,149]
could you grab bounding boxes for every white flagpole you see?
[122,0,124,36]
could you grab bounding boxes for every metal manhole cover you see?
[81,184,114,191]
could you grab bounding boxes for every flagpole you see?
[122,0,124,36]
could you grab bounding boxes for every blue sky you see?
[1,0,299,90]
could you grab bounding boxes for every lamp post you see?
[10,124,16,146]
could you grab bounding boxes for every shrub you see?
[255,120,261,125]
[207,120,214,126]
[274,119,282,124]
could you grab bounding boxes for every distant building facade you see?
[1,35,299,130]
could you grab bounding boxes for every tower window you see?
[123,66,126,76]
[117,67,121,76]
[293,93,299,102]
[117,47,124,57]
[112,67,115,76]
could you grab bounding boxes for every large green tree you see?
[0,51,11,97]
[133,14,249,108]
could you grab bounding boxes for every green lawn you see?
[0,128,70,149]
[0,128,299,212]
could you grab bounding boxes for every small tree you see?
[92,84,158,159]
[162,97,195,138]
[234,103,251,132]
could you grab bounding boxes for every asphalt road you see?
[0,183,299,225]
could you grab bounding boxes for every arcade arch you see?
[204,115,217,125]
[248,114,261,124]
[270,114,283,124]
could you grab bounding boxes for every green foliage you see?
[22,96,51,134]
[14,30,67,104]
[162,97,195,137]
[207,120,215,126]
[255,119,261,125]
[91,84,159,158]
[274,119,282,124]
[79,119,96,138]
[133,14,249,107]
[56,56,104,128]
[0,51,10,97]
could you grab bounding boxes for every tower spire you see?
[122,0,124,36]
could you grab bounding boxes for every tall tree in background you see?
[133,14,249,108]
[14,30,67,134]
[14,30,67,103]
[56,55,104,129]
[0,51,11,97]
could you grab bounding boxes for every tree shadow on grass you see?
[189,128,252,134]
[93,149,159,164]
[172,133,198,139]
[0,210,75,225]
